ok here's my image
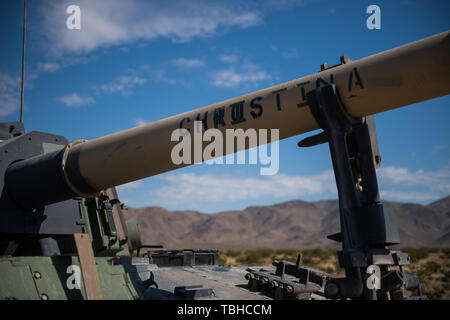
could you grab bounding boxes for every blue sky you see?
[0,0,449,212]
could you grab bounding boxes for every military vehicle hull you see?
[1,31,448,300]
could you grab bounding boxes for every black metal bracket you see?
[136,244,164,257]
[174,285,215,299]
[98,194,118,237]
[298,83,423,299]
[302,84,400,251]
[148,249,219,267]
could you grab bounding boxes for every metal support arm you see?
[299,83,420,299]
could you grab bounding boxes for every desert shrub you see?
[218,253,227,266]
[275,249,298,256]
[424,288,444,300]
[303,248,329,260]
[234,248,277,265]
[440,248,450,260]
[333,258,341,270]
[404,248,430,262]
[237,250,265,265]
[442,270,450,282]
[258,248,274,258]
[442,282,450,291]
[301,256,315,267]
[324,266,335,274]
[226,250,241,258]
[423,261,442,273]
[418,261,442,278]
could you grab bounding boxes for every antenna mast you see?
[19,0,27,123]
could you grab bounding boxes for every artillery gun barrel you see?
[5,31,450,210]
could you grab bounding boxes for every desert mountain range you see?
[123,196,450,250]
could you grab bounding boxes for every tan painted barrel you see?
[69,31,450,192]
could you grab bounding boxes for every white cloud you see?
[171,58,205,68]
[98,76,147,95]
[270,46,299,58]
[96,68,179,97]
[134,119,147,127]
[211,64,272,88]
[281,49,299,58]
[147,166,450,206]
[378,166,450,197]
[117,181,143,192]
[57,92,94,107]
[151,171,336,205]
[36,56,97,74]
[219,54,239,64]
[0,72,21,117]
[40,0,261,55]
[380,190,439,202]
[153,70,176,85]
[263,0,305,9]
[37,62,61,72]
